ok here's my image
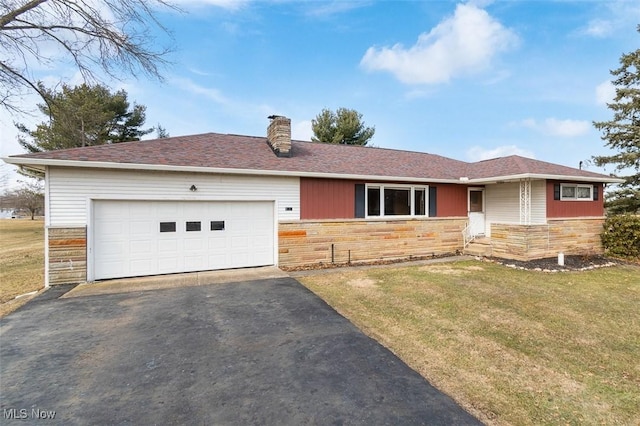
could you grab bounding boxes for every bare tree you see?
[0,0,178,113]
[1,180,44,219]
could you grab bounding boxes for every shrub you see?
[601,214,640,260]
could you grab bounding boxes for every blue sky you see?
[1,0,639,187]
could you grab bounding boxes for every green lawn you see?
[0,219,44,315]
[299,261,640,426]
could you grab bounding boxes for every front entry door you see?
[468,188,485,236]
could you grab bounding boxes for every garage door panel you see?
[207,236,228,250]
[184,236,205,250]
[96,241,126,256]
[97,202,127,217]
[95,260,126,278]
[130,240,153,253]
[94,200,274,280]
[157,256,180,273]
[129,202,153,215]
[130,259,155,274]
[252,235,272,248]
[95,221,124,238]
[158,239,178,253]
[229,221,250,234]
[184,254,205,269]
[207,254,230,268]
[230,235,250,249]
[130,220,154,236]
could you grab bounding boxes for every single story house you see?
[4,116,623,286]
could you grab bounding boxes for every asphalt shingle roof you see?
[9,132,612,181]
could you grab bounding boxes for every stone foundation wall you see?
[278,218,467,267]
[48,227,87,285]
[490,218,604,261]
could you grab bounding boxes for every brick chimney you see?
[267,115,291,157]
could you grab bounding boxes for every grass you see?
[0,219,45,316]
[299,261,640,426]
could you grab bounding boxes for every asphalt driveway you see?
[1,277,481,425]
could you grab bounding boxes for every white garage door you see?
[93,200,274,280]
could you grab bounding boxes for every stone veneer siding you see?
[48,227,87,285]
[490,217,604,261]
[278,218,467,267]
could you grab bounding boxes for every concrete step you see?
[472,236,491,246]
[463,238,492,257]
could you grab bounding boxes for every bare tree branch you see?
[0,0,179,113]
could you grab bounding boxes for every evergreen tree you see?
[311,108,375,146]
[17,83,153,153]
[593,27,640,214]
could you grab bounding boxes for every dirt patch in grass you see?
[0,219,45,315]
[299,260,640,425]
[346,278,379,288]
[419,264,485,275]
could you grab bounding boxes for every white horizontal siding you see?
[531,180,546,224]
[48,167,300,226]
[485,180,546,236]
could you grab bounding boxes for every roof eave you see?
[467,173,624,184]
[1,157,462,184]
[5,158,623,185]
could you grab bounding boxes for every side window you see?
[560,184,593,201]
[414,189,426,216]
[367,187,381,216]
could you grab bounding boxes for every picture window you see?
[366,184,428,217]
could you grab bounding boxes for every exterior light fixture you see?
[190,185,197,192]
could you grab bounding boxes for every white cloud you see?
[467,145,534,161]
[574,2,640,38]
[517,118,590,138]
[305,1,371,18]
[360,2,518,84]
[595,80,615,105]
[292,120,313,141]
[172,78,230,105]
[582,19,614,37]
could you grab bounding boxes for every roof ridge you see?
[291,140,471,164]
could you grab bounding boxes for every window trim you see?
[560,183,593,201]
[365,183,429,218]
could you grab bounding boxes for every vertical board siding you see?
[48,167,300,226]
[546,180,604,218]
[434,184,467,217]
[300,178,357,219]
[300,179,469,219]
